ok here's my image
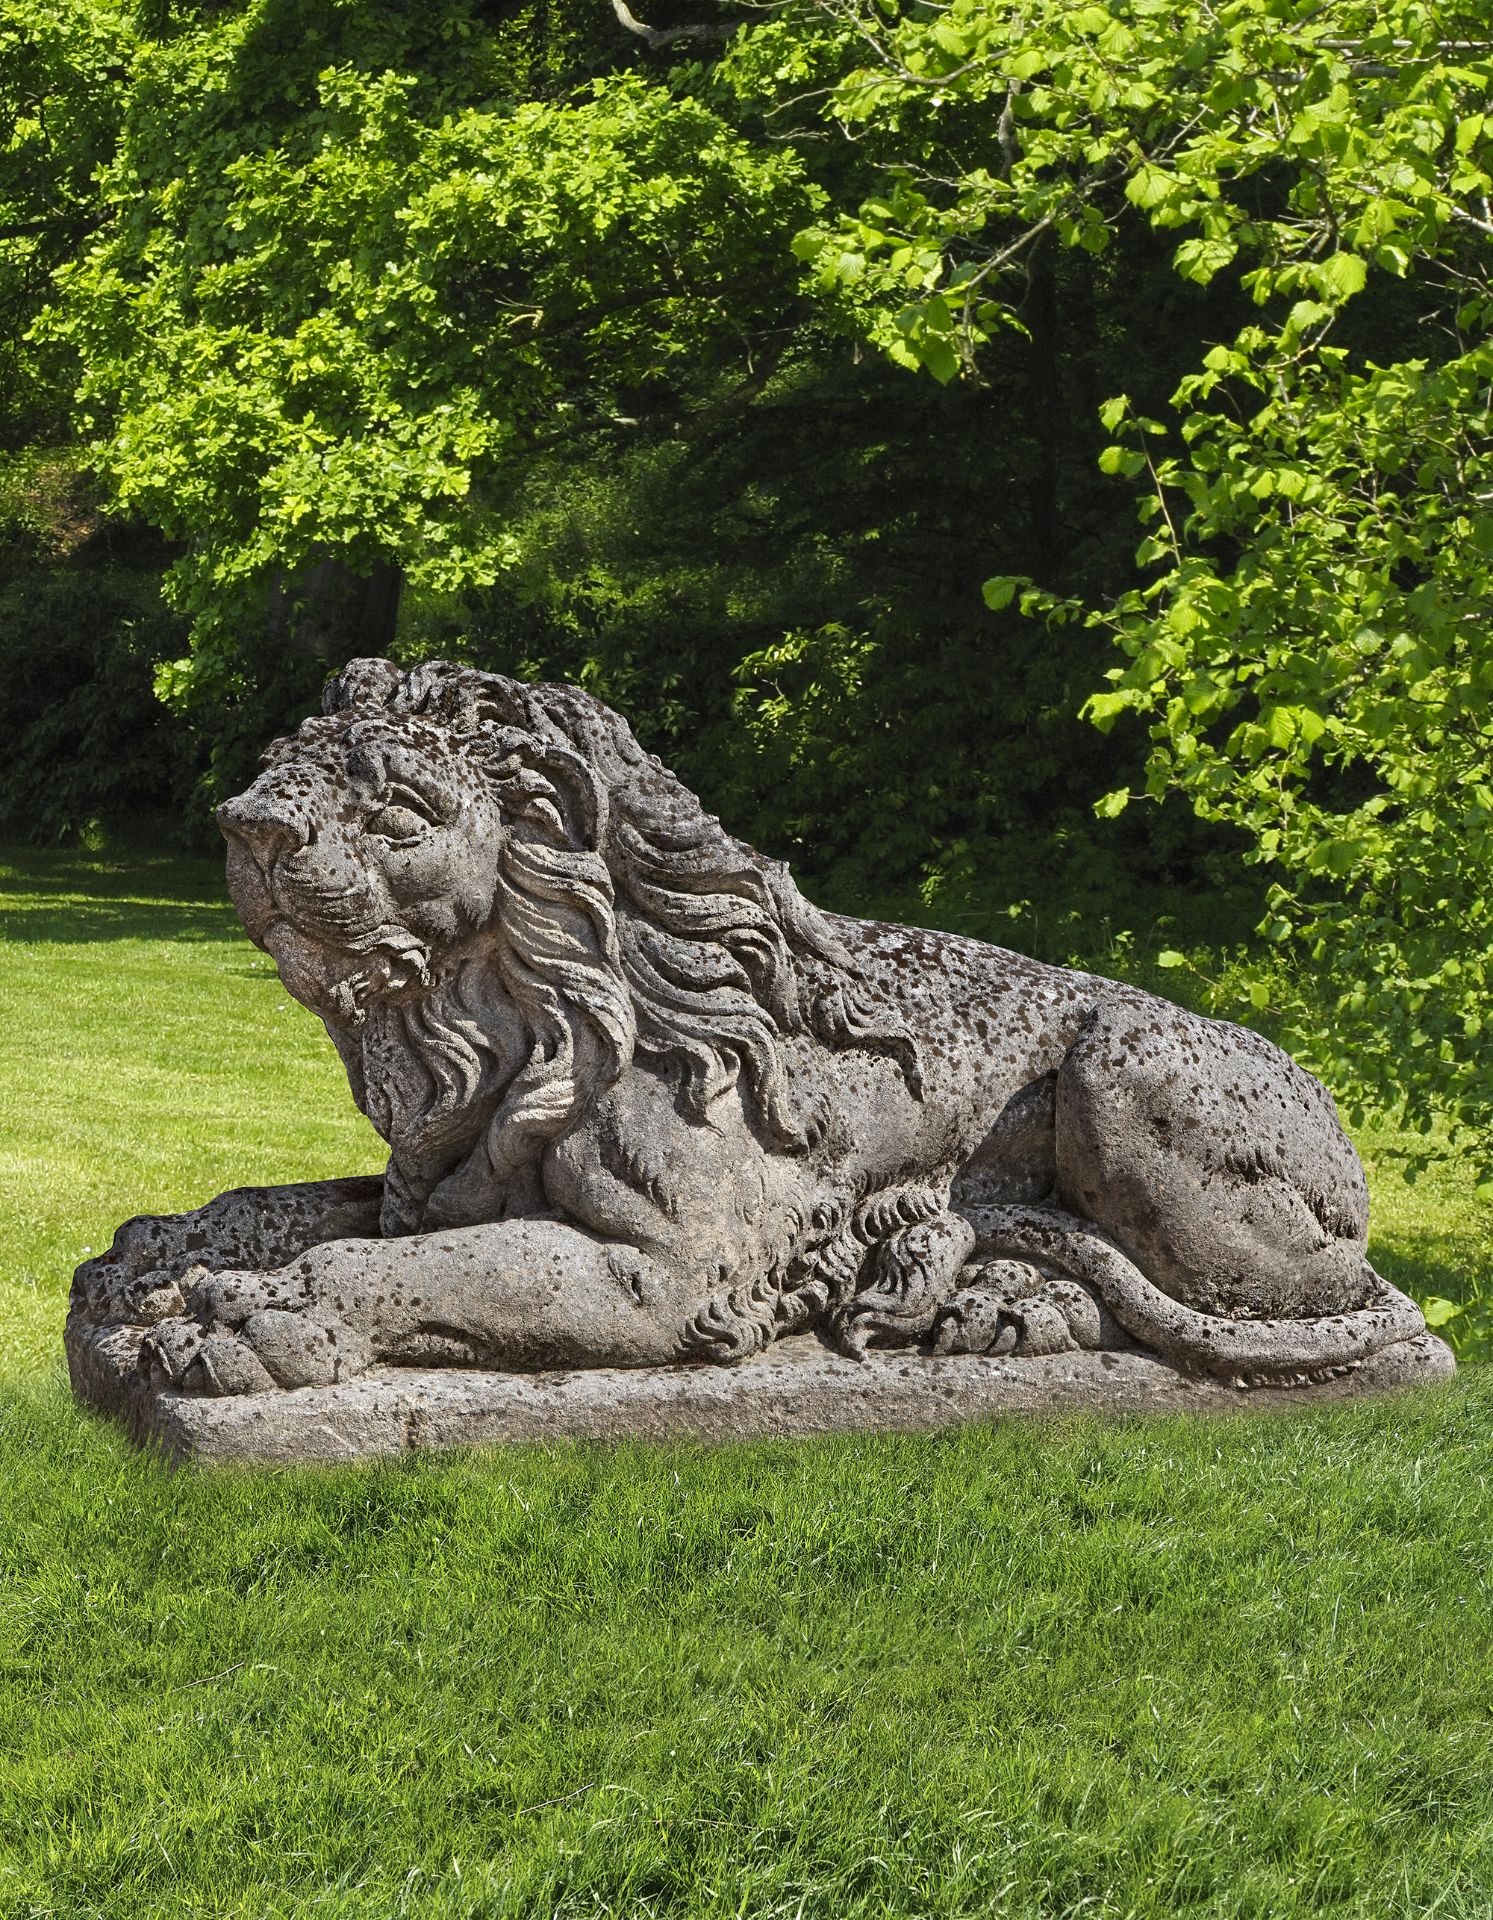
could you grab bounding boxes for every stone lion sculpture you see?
[70,656,1434,1402]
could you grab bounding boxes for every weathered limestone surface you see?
[69,1319,1455,1468]
[66,656,1454,1462]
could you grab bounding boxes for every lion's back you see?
[826,912,1113,1103]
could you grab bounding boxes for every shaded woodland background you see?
[3,0,1491,1157]
[0,3,1291,904]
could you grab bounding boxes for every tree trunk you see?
[269,556,404,661]
[1023,240,1061,581]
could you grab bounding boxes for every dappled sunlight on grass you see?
[0,846,380,1378]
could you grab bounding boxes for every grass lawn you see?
[2,846,1490,1919]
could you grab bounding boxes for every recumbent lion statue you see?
[69,657,1433,1401]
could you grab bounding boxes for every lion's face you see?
[218,711,503,1027]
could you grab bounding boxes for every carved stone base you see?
[68,1320,1456,1467]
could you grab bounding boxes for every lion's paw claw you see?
[932,1292,1019,1355]
[139,1317,207,1390]
[932,1269,1105,1359]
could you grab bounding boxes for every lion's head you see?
[220,657,919,1235]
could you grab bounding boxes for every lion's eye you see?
[367,803,429,844]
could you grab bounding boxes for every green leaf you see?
[1098,445,1145,476]
[1098,394,1130,431]
[1126,165,1174,212]
[1094,787,1130,818]
[1316,253,1368,301]
[1156,949,1187,968]
[982,575,1019,611]
[919,335,960,384]
[1421,1296,1465,1327]
[1174,236,1237,286]
[1084,689,1143,731]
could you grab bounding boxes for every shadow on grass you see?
[0,898,239,944]
[0,843,237,944]
[1371,1231,1491,1364]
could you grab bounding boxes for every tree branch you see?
[0,213,92,242]
[609,0,736,50]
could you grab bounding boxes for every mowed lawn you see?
[1,846,1491,1920]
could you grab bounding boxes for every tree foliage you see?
[19,0,1199,901]
[766,0,1493,1160]
[4,0,1490,1165]
[49,2,811,671]
[0,0,126,435]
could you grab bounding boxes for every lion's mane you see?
[315,658,921,1238]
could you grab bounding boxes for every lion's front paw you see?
[73,1257,187,1328]
[236,1307,373,1390]
[140,1317,278,1396]
[73,1210,199,1324]
[139,1266,375,1396]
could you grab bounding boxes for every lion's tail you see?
[955,1202,1427,1383]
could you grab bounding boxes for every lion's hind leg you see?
[1055,999,1372,1320]
[931,1258,1111,1358]
[826,1200,976,1358]
[825,1184,1105,1361]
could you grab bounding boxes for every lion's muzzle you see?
[219,788,310,946]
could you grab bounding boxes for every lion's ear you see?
[490,739,606,851]
[323,657,402,713]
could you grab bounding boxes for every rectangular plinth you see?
[68,1321,1456,1466]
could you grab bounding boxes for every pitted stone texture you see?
[1056,1003,1370,1317]
[68,1321,1457,1467]
[66,657,1449,1450]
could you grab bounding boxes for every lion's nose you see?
[216,793,309,863]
